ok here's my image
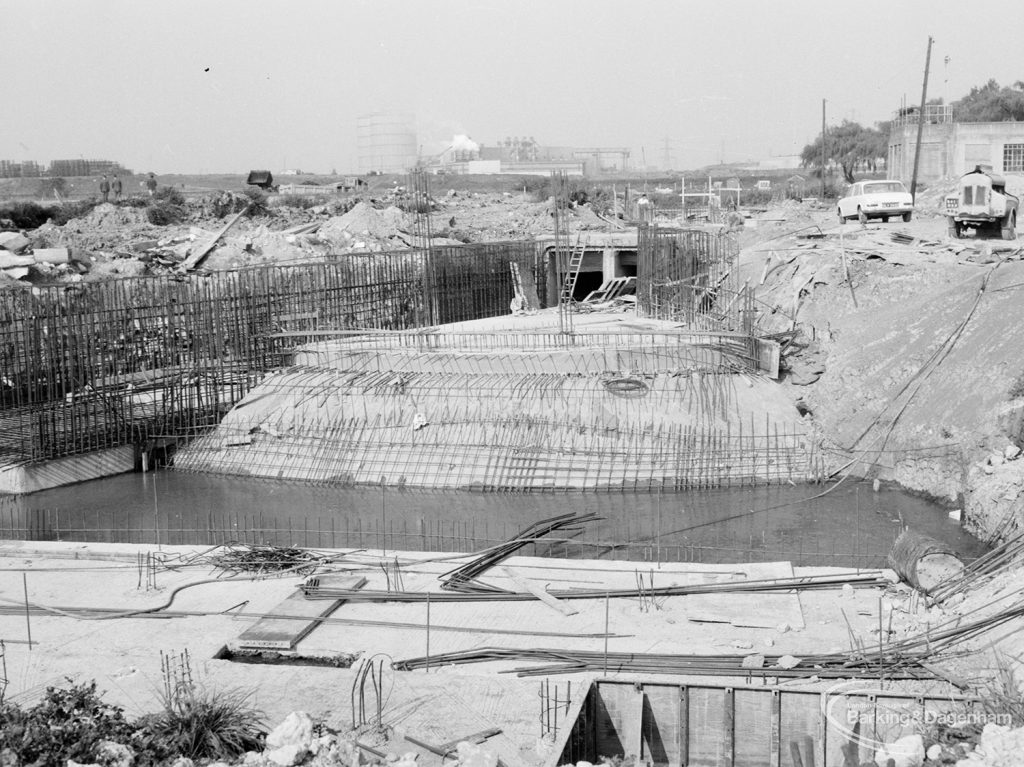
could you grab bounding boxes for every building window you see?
[1004,144,1024,172]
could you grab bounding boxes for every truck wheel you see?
[1002,210,1017,241]
[947,219,962,239]
[837,208,846,224]
[881,216,889,223]
[858,208,868,224]
[902,212,912,222]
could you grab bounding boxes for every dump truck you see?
[944,165,1018,240]
[246,170,277,192]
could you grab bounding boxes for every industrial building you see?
[888,103,1024,182]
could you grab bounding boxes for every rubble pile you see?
[317,202,412,252]
[0,228,75,284]
[0,187,623,285]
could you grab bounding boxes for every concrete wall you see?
[0,446,135,494]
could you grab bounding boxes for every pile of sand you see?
[318,202,407,243]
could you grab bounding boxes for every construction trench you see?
[0,180,1022,767]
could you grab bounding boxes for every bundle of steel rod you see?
[927,529,1024,604]
[201,543,327,575]
[439,512,600,593]
[877,594,1024,666]
[301,570,890,603]
[392,647,935,680]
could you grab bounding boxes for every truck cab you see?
[945,165,1018,240]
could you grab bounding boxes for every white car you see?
[837,180,914,224]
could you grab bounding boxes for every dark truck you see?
[246,170,278,192]
[944,165,1018,240]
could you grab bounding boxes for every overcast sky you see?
[2,0,1022,175]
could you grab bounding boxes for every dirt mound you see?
[318,202,407,242]
[64,202,150,231]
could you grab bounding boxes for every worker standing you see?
[146,172,158,197]
[98,175,110,203]
[111,174,123,203]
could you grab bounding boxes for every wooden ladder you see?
[559,235,587,307]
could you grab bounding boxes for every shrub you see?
[271,194,331,210]
[522,176,551,201]
[153,186,186,206]
[52,199,100,225]
[147,186,187,225]
[0,201,54,229]
[243,188,269,216]
[147,201,185,225]
[137,649,265,761]
[140,686,265,760]
[0,681,134,765]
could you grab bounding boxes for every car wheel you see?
[837,208,846,224]
[1002,210,1017,241]
[902,212,912,223]
[857,208,868,224]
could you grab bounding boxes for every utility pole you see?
[821,99,827,199]
[910,35,934,204]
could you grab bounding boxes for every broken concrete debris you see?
[0,230,70,281]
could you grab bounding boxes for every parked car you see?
[837,180,914,224]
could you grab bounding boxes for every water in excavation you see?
[0,472,984,567]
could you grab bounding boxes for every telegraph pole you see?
[910,35,934,203]
[821,99,827,199]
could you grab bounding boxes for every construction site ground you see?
[4,175,1024,761]
[736,190,1024,540]
[3,539,1014,767]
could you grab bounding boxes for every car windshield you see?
[864,182,905,194]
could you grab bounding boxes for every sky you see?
[2,0,1023,175]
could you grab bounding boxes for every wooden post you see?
[23,573,32,649]
[909,36,934,204]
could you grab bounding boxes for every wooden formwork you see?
[550,679,977,767]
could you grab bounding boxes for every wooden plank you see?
[770,690,781,767]
[723,687,735,767]
[235,575,365,649]
[499,566,578,616]
[179,204,251,272]
[678,685,689,767]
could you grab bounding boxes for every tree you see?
[953,79,1024,122]
[800,120,889,184]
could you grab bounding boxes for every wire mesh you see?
[0,241,537,463]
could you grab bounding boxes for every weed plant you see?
[0,681,134,765]
[147,186,187,225]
